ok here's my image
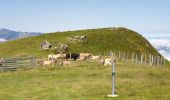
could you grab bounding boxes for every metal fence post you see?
[107,60,118,97]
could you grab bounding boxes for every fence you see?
[97,50,166,67]
[0,56,36,71]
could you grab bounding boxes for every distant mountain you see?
[0,28,41,41]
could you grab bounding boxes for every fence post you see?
[123,52,125,60]
[98,52,101,56]
[144,55,147,64]
[107,60,118,97]
[109,50,112,56]
[152,55,154,66]
[161,56,163,67]
[126,53,129,63]
[111,52,113,57]
[132,52,134,63]
[119,51,121,59]
[153,56,155,66]
[136,54,138,63]
[157,56,160,67]
[141,54,143,64]
[149,54,151,66]
[160,56,162,67]
[163,58,166,67]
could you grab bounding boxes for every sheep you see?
[37,60,53,66]
[60,60,70,65]
[43,60,53,66]
[48,54,66,61]
[90,55,101,60]
[79,53,92,60]
[100,58,116,66]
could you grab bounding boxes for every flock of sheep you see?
[37,53,116,66]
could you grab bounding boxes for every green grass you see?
[0,60,169,100]
[0,27,169,100]
[0,27,159,58]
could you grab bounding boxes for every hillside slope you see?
[0,27,159,58]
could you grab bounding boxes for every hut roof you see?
[40,40,51,46]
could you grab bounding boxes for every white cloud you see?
[144,33,170,39]
[167,58,170,61]
[0,38,7,42]
[149,39,170,50]
[149,39,170,61]
[159,50,170,61]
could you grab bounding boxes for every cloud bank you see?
[149,38,170,61]
[0,38,7,42]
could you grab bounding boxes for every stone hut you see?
[40,40,52,50]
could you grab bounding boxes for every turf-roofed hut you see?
[40,40,52,50]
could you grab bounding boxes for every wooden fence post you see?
[111,52,113,57]
[157,56,160,67]
[163,58,166,67]
[109,50,112,56]
[153,56,155,66]
[136,54,138,63]
[160,56,163,67]
[99,52,101,56]
[119,51,121,59]
[144,55,147,64]
[107,50,109,56]
[132,52,134,63]
[149,54,151,66]
[152,55,154,66]
[141,54,143,64]
[123,52,126,60]
[154,56,156,66]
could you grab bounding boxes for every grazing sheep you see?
[48,54,66,61]
[37,59,44,65]
[37,60,53,66]
[79,53,92,60]
[48,54,58,61]
[100,58,116,66]
[90,56,101,60]
[43,60,53,66]
[60,61,70,65]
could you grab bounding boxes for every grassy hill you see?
[0,27,170,100]
[0,27,159,58]
[0,60,170,100]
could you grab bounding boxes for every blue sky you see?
[0,0,170,34]
[0,0,170,60]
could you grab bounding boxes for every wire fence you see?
[97,50,166,67]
